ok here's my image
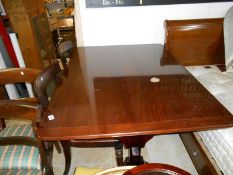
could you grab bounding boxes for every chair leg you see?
[38,141,54,175]
[115,143,124,166]
[0,118,6,131]
[61,140,71,175]
[54,141,62,153]
[60,57,68,77]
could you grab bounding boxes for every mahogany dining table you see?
[37,44,233,172]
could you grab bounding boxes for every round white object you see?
[150,77,160,83]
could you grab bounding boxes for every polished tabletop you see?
[37,44,233,141]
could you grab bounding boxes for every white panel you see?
[0,51,19,99]
[75,1,233,46]
[224,6,233,72]
[9,33,34,97]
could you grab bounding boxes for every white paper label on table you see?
[48,115,55,120]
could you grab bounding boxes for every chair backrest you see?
[163,18,224,66]
[0,68,41,85]
[0,68,41,130]
[34,62,62,107]
[57,40,74,58]
[123,163,191,175]
[0,67,41,103]
[224,6,233,71]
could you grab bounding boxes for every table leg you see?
[114,142,124,166]
[125,146,145,165]
[60,140,71,175]
[120,135,153,165]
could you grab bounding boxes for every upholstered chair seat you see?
[0,124,41,175]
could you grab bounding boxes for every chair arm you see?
[0,100,43,122]
[11,97,39,104]
[0,136,39,147]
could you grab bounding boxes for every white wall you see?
[75,1,233,47]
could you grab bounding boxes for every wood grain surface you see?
[37,45,233,141]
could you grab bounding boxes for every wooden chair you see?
[61,139,123,175]
[123,163,191,175]
[0,67,41,130]
[57,40,74,61]
[57,40,74,75]
[0,100,53,175]
[0,64,63,174]
[34,62,63,107]
[33,63,124,175]
[0,67,55,174]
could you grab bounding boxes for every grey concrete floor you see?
[53,134,198,175]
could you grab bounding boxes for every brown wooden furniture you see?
[0,67,40,132]
[33,62,63,155]
[163,18,226,175]
[2,0,56,69]
[0,68,53,174]
[162,18,225,66]
[37,44,233,173]
[0,65,64,174]
[0,86,7,100]
[0,62,62,108]
[61,139,123,175]
[34,62,63,107]
[57,40,74,74]
[0,101,53,175]
[180,133,218,175]
[57,17,76,44]
[123,163,191,175]
[0,67,41,103]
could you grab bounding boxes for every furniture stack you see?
[2,0,56,69]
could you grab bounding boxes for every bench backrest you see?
[163,18,225,66]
